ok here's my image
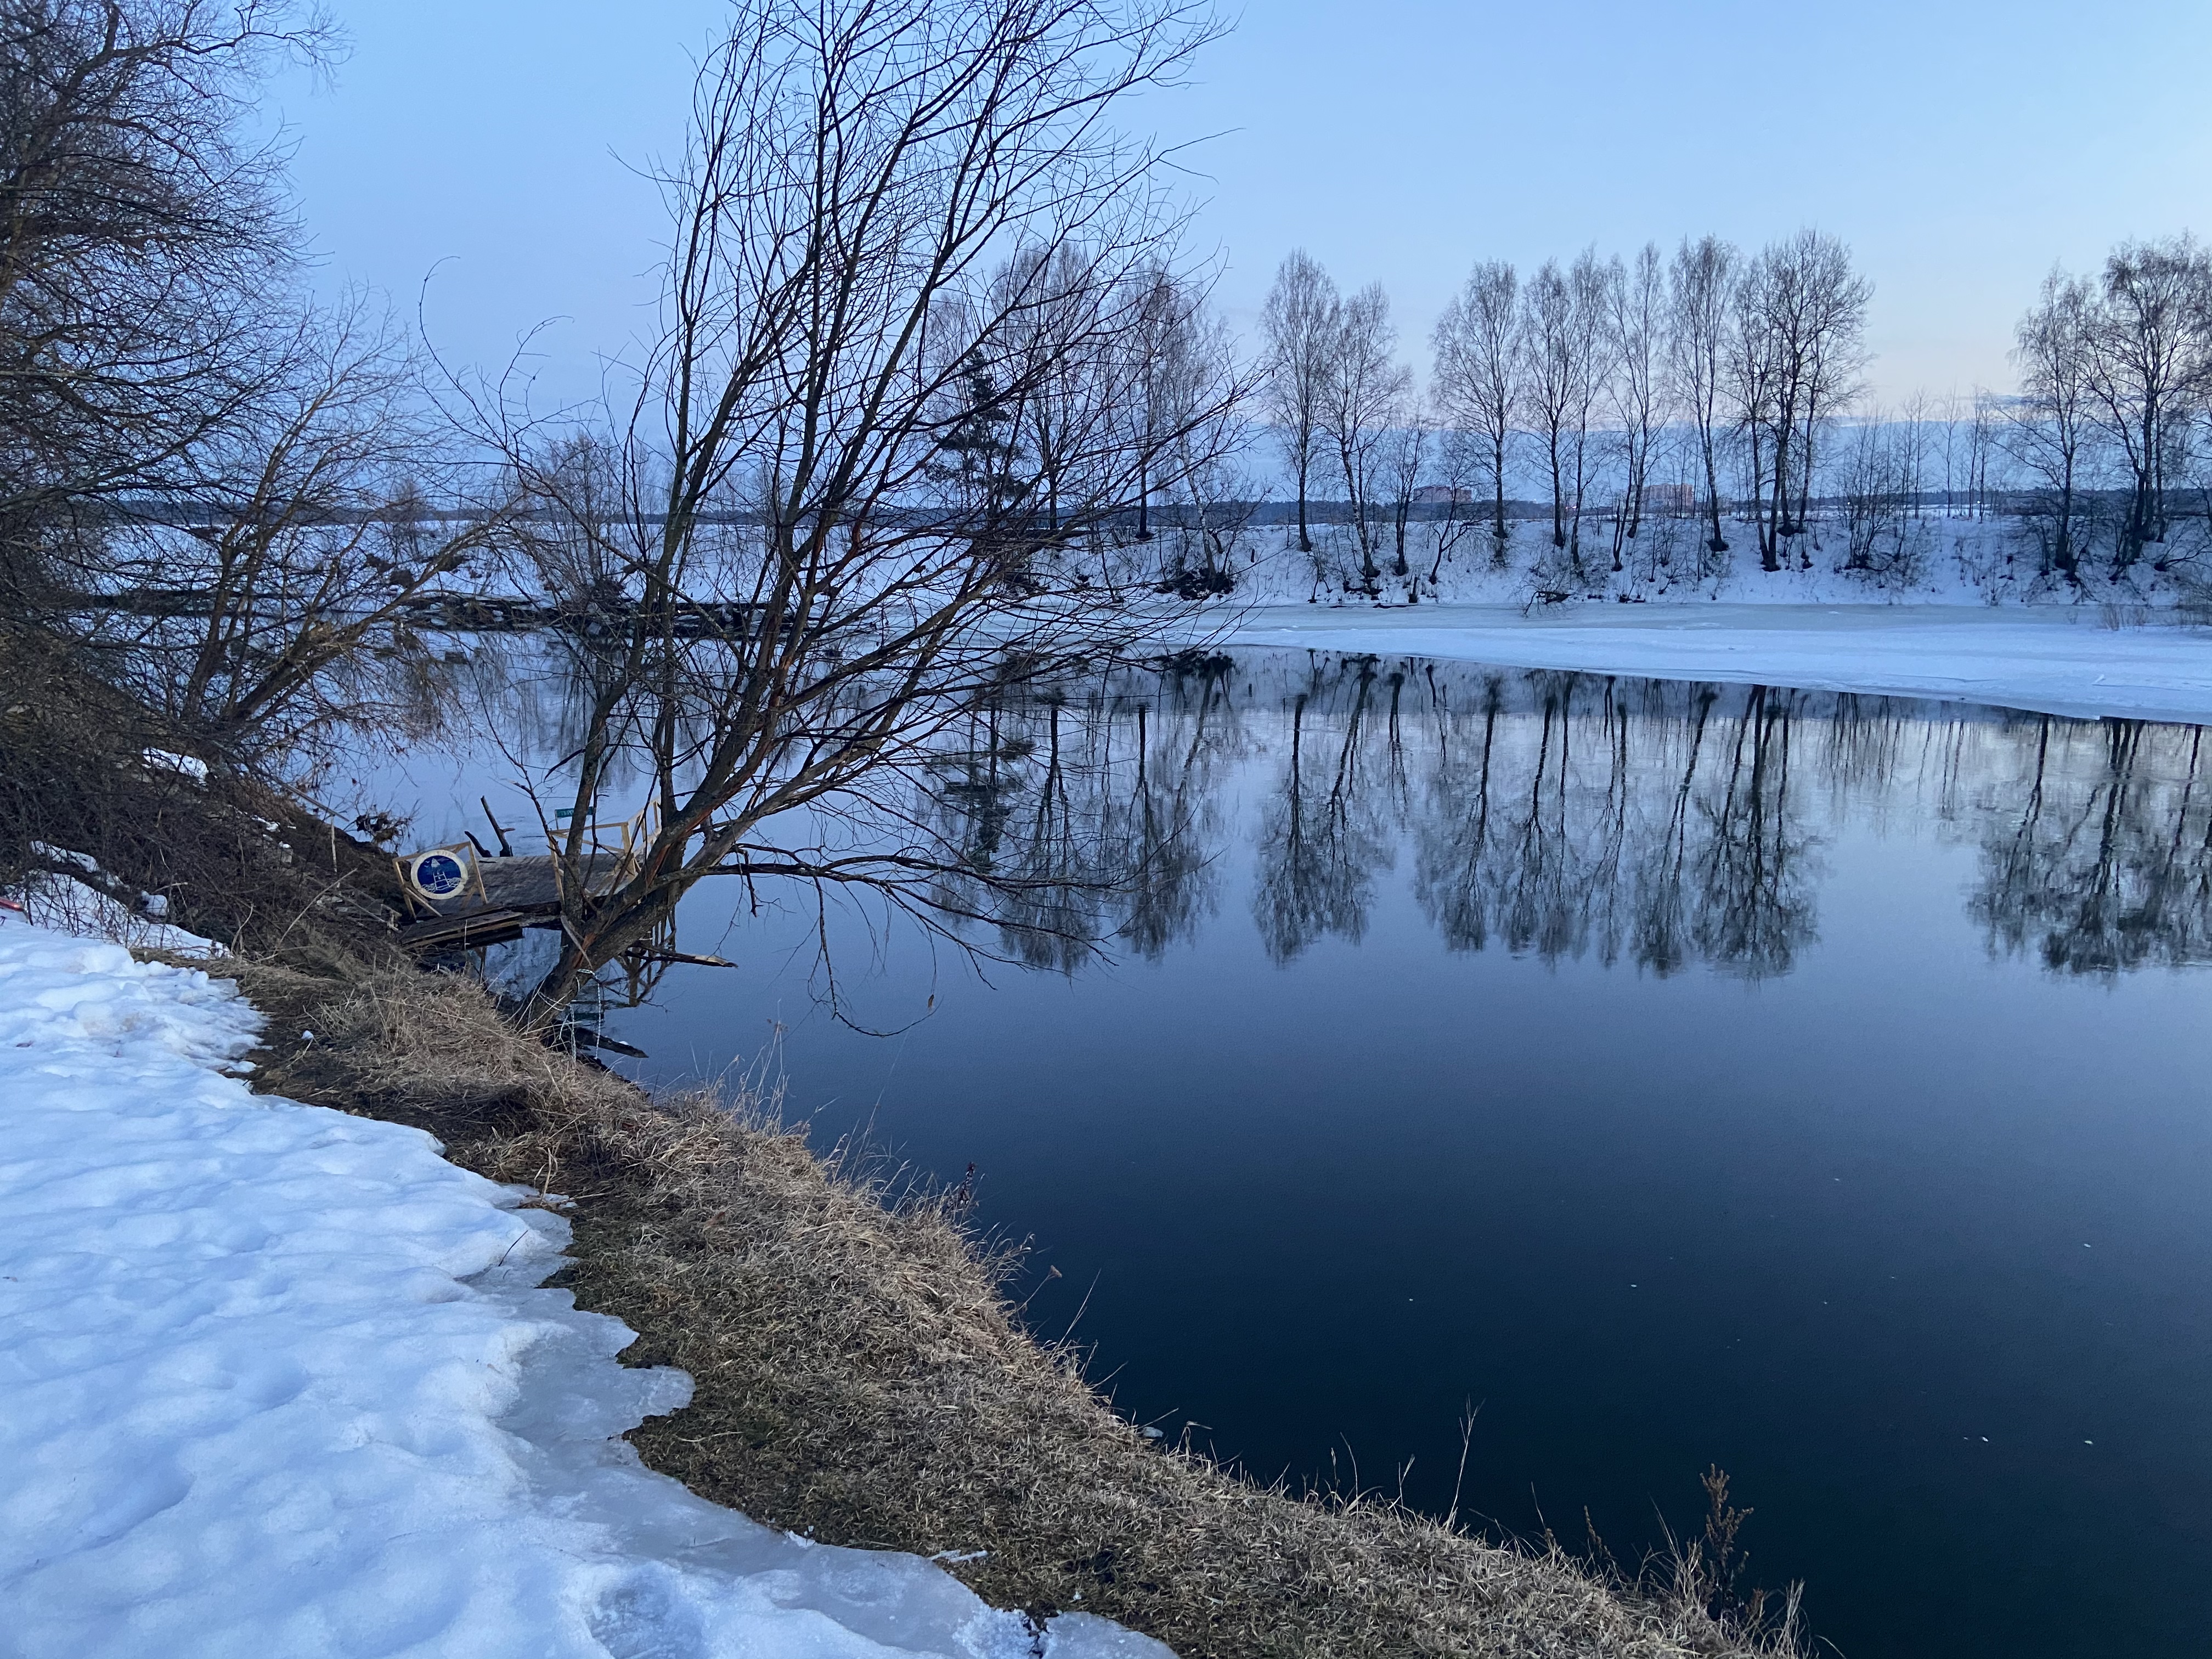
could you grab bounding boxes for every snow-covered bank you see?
[0,921,1165,1659]
[1211,602,2212,725]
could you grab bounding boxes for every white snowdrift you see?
[1214,602,2212,725]
[0,919,1167,1659]
[8,867,225,956]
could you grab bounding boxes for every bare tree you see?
[1261,249,1339,557]
[1519,259,1579,552]
[1896,388,1932,519]
[1148,278,1259,589]
[1934,391,1962,515]
[1788,230,1871,548]
[0,0,337,601]
[1424,421,1485,587]
[1730,229,1869,571]
[1564,246,1616,571]
[2007,266,2099,582]
[1121,261,1204,543]
[1667,234,1736,556]
[2085,234,2212,571]
[1432,259,1518,557]
[1725,253,1781,568]
[996,242,1110,537]
[1966,390,1997,520]
[1607,241,1667,572]
[1379,404,1429,584]
[87,296,505,760]
[1322,281,1409,593]
[484,0,1231,1018]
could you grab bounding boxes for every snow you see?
[141,749,210,785]
[9,870,225,956]
[1210,602,2212,725]
[0,917,1170,1659]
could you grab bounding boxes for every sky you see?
[275,0,2212,409]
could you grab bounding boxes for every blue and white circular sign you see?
[409,850,470,899]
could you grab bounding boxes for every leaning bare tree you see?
[488,0,1231,1018]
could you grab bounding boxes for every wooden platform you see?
[395,852,630,953]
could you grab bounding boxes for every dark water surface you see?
[382,650,2212,1659]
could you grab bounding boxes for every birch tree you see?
[1564,247,1616,569]
[1667,235,1736,556]
[1607,241,1667,571]
[2085,235,2212,571]
[1262,249,1339,557]
[1431,260,1519,559]
[1519,259,1578,552]
[1323,282,1410,593]
[1726,256,1782,568]
[2008,268,2099,580]
[1788,230,1871,546]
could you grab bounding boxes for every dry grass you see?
[242,963,1811,1659]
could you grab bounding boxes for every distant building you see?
[1640,482,1695,511]
[1412,484,1475,504]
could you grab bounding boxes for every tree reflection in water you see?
[1970,718,2212,975]
[891,650,2212,981]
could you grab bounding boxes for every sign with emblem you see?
[398,843,484,906]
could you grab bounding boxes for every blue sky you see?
[277,0,2212,407]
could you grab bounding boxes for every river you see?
[367,645,2212,1659]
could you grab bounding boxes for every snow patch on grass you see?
[0,919,1168,1659]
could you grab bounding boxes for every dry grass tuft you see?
[242,964,1811,1659]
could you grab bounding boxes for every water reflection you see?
[905,651,2211,983]
[391,641,2212,1659]
[1971,719,2212,975]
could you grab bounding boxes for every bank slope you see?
[0,918,1163,1659]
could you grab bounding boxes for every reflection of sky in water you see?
[366,647,2212,1659]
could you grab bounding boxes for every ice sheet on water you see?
[0,918,1171,1659]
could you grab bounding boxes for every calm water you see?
[380,649,2212,1659]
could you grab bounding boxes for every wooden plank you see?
[404,853,630,922]
[397,909,527,952]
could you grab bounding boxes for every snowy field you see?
[1210,601,2212,725]
[0,914,1165,1659]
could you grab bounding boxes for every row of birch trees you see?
[1262,232,1875,584]
[1259,230,2212,590]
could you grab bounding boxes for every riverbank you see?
[1207,601,2212,725]
[242,957,1794,1657]
[4,921,1144,1659]
[0,630,1807,1657]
